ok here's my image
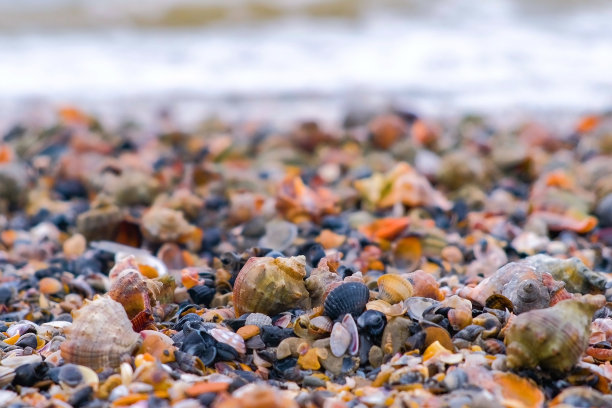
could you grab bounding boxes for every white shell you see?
[330,322,351,357]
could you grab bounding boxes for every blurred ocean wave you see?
[1,0,611,116]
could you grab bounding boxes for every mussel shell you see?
[324,282,370,320]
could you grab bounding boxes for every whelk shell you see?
[505,295,606,371]
[60,296,141,370]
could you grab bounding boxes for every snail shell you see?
[60,297,141,370]
[524,254,607,294]
[324,282,370,320]
[377,274,413,304]
[505,295,606,371]
[461,261,564,314]
[141,207,195,244]
[232,256,310,317]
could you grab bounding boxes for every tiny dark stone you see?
[15,333,38,349]
[197,392,217,407]
[58,364,83,387]
[0,287,12,305]
[188,285,215,307]
[68,385,93,408]
[13,362,48,387]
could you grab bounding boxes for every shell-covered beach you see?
[0,108,612,407]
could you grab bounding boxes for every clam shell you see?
[341,314,359,356]
[330,322,351,357]
[208,328,246,354]
[232,256,311,317]
[60,297,141,370]
[324,282,370,320]
[0,367,15,387]
[377,274,413,304]
[505,295,605,371]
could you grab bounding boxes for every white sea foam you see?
[0,0,611,117]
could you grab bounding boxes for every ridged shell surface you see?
[505,295,605,371]
[232,256,310,317]
[324,282,370,320]
[60,297,141,370]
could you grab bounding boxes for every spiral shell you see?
[524,254,607,294]
[60,297,141,370]
[232,256,310,317]
[377,274,413,304]
[461,260,565,314]
[505,295,606,371]
[324,282,370,320]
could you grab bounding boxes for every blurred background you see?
[1,0,611,124]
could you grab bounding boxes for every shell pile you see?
[0,109,611,407]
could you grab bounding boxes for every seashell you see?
[141,207,197,245]
[493,372,545,408]
[461,260,565,314]
[423,326,454,351]
[549,386,612,407]
[232,256,310,317]
[357,310,387,338]
[354,163,452,211]
[368,114,407,149]
[472,313,501,339]
[0,366,15,387]
[405,297,440,321]
[139,330,176,363]
[60,296,141,370]
[76,197,124,241]
[341,314,359,356]
[39,277,63,295]
[478,338,506,355]
[58,364,99,391]
[377,274,413,304]
[406,270,443,300]
[505,295,606,371]
[358,217,410,241]
[275,176,339,223]
[245,313,273,328]
[330,322,351,357]
[324,282,370,320]
[108,268,155,320]
[391,237,423,271]
[258,220,298,252]
[0,354,42,368]
[208,327,246,354]
[309,316,333,338]
[305,267,343,308]
[523,254,607,294]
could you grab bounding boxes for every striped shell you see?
[324,282,370,320]
[377,274,413,304]
[60,297,141,370]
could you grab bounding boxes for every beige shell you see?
[377,274,414,304]
[60,297,141,370]
[140,207,195,243]
[460,260,565,314]
[505,295,606,371]
[76,196,123,241]
[232,256,311,317]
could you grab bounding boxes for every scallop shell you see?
[505,295,606,371]
[377,274,413,304]
[460,261,565,314]
[60,297,141,370]
[232,256,310,317]
[324,282,370,320]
